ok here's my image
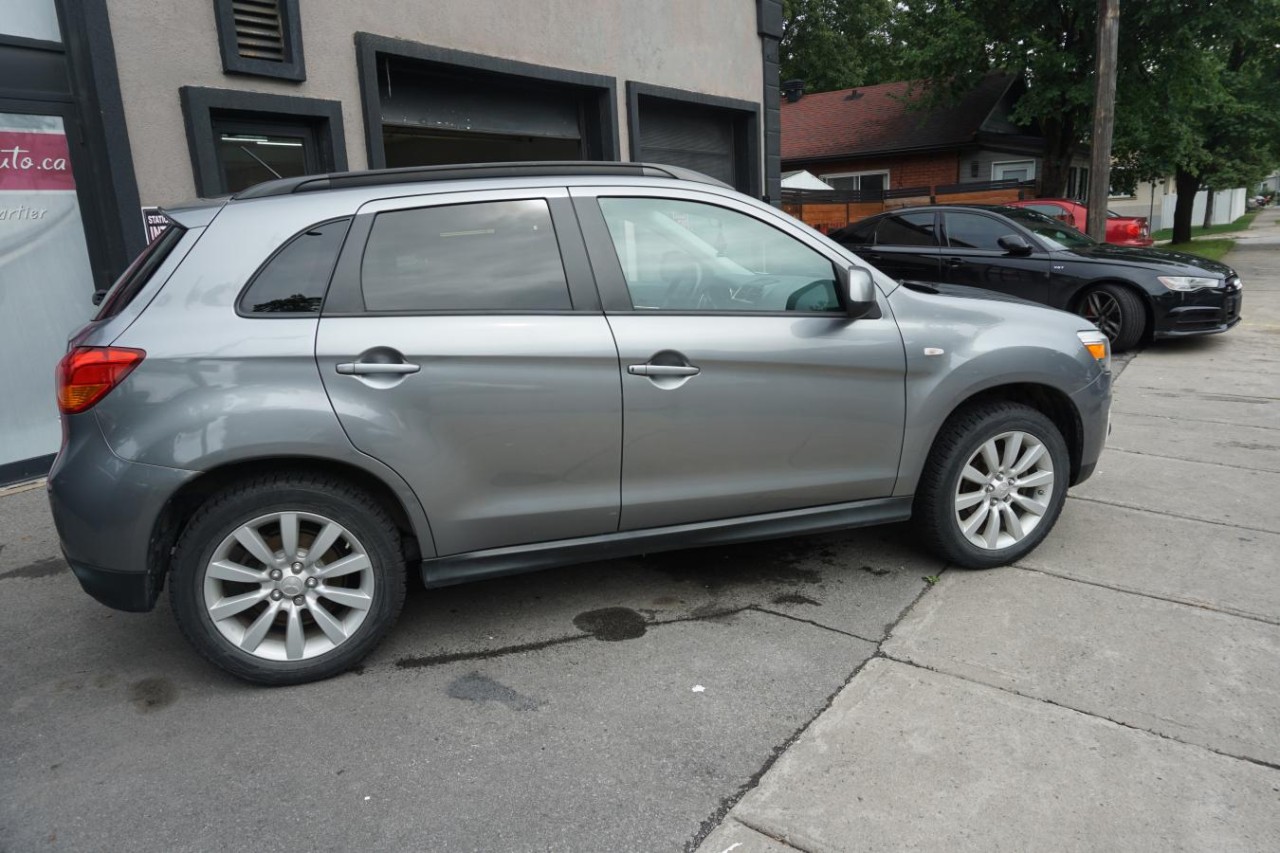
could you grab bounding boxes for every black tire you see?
[1078,283,1145,351]
[913,402,1070,570]
[169,473,406,685]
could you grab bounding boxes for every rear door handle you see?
[628,364,700,377]
[945,257,966,267]
[336,362,421,375]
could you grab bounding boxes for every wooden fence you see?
[782,180,1036,233]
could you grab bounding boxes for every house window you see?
[992,160,1036,182]
[821,171,889,193]
[213,0,306,81]
[1067,166,1090,201]
[180,87,346,197]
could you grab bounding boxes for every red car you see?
[1006,198,1153,247]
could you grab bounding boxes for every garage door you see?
[635,98,736,188]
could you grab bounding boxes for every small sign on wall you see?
[142,207,171,243]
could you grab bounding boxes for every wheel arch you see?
[147,456,429,594]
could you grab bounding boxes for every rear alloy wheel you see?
[914,402,1070,569]
[1078,283,1145,351]
[170,474,405,685]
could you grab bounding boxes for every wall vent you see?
[232,0,285,62]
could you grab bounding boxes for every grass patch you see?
[1152,210,1257,241]
[1163,238,1236,262]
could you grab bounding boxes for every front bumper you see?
[47,414,197,612]
[1068,369,1112,486]
[1152,278,1243,338]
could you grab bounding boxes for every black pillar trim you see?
[353,32,620,171]
[757,0,783,206]
[55,0,145,280]
[625,81,761,198]
[178,87,348,198]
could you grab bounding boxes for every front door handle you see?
[336,362,421,376]
[945,257,966,267]
[628,364,700,377]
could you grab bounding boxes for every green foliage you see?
[1151,211,1257,242]
[780,0,903,91]
[1161,238,1237,262]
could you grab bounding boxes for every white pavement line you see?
[881,656,1280,772]
[1067,493,1278,534]
[1013,564,1280,627]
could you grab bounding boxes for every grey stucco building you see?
[0,0,782,484]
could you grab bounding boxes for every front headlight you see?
[1077,329,1111,371]
[1158,275,1222,291]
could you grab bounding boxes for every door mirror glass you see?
[839,266,877,319]
[997,234,1033,256]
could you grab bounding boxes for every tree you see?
[885,1,1100,197]
[1115,0,1280,242]
[780,0,902,92]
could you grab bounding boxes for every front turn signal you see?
[1076,330,1110,370]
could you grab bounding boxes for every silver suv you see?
[49,162,1112,684]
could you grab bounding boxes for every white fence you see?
[1158,187,1246,233]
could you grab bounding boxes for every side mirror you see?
[998,234,1033,256]
[837,265,877,319]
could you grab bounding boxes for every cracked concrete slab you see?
[719,658,1280,853]
[884,569,1280,766]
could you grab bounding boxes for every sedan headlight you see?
[1077,329,1110,371]
[1157,275,1222,291]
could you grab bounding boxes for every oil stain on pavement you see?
[573,606,648,640]
[128,677,177,713]
[447,672,543,711]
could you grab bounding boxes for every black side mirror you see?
[836,265,877,319]
[998,234,1033,256]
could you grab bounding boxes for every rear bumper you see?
[47,414,197,613]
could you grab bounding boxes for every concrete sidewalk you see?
[697,212,1280,852]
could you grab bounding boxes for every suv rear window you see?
[94,225,186,319]
[359,199,571,312]
[239,218,351,315]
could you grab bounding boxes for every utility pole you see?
[1086,0,1119,241]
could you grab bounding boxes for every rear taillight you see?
[56,346,145,414]
[1127,221,1140,237]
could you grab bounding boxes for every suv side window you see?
[597,197,840,313]
[945,212,1011,251]
[240,218,351,314]
[360,199,571,312]
[875,213,939,247]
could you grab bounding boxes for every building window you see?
[1067,165,1090,201]
[992,160,1036,182]
[821,171,889,193]
[213,0,305,81]
[180,87,346,197]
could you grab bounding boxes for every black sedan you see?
[831,205,1243,350]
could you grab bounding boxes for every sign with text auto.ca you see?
[0,130,74,195]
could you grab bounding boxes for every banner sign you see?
[0,130,75,191]
[142,206,172,243]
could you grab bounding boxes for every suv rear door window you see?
[875,213,938,246]
[360,199,571,312]
[239,218,350,314]
[94,225,186,319]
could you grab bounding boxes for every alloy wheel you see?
[953,431,1056,550]
[1081,290,1123,342]
[202,511,375,661]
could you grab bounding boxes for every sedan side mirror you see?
[837,265,878,319]
[998,234,1033,256]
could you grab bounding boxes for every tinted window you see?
[833,218,877,245]
[875,213,938,247]
[1001,208,1095,249]
[945,213,1012,251]
[361,200,570,312]
[240,219,350,314]
[94,225,186,319]
[598,197,840,313]
[1025,203,1068,218]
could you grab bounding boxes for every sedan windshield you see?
[997,207,1097,250]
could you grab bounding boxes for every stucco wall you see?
[105,0,764,204]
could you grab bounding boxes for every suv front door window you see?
[579,190,906,530]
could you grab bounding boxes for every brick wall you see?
[788,152,959,191]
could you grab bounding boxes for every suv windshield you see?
[998,207,1096,250]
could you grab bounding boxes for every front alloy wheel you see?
[953,431,1055,550]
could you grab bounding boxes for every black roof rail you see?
[232,161,729,200]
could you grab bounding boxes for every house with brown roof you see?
[781,73,1091,199]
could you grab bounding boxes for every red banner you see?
[0,131,76,191]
